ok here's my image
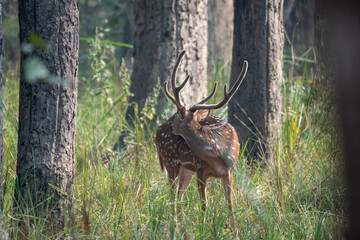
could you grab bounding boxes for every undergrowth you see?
[1,37,345,239]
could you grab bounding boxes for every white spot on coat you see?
[204,146,213,151]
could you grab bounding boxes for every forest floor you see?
[1,42,346,239]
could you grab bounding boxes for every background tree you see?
[284,0,314,51]
[15,0,79,231]
[131,0,208,115]
[207,0,233,71]
[335,14,360,239]
[117,0,134,58]
[314,0,360,237]
[228,0,284,162]
[116,0,208,149]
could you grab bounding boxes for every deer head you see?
[167,55,248,169]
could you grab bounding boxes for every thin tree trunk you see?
[116,0,208,149]
[229,0,284,162]
[15,0,79,232]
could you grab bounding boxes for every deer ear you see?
[194,109,209,121]
[179,106,187,119]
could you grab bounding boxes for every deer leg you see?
[177,166,195,217]
[167,165,179,199]
[166,164,180,223]
[222,171,235,230]
[196,170,207,223]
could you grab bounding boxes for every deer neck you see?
[178,120,217,159]
[180,120,201,141]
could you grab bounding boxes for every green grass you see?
[1,43,345,239]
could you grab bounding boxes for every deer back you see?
[172,107,240,170]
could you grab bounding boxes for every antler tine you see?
[172,50,188,107]
[171,50,186,89]
[190,60,248,112]
[163,50,189,109]
[164,75,189,107]
[197,82,218,105]
[163,81,177,105]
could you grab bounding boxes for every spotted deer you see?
[155,50,248,229]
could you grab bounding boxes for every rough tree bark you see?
[115,0,208,149]
[228,0,284,162]
[208,0,233,70]
[129,0,208,115]
[15,0,79,230]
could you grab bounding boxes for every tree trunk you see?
[173,0,208,107]
[118,0,134,59]
[284,0,314,51]
[129,0,207,117]
[298,0,314,49]
[15,0,79,231]
[325,1,360,237]
[116,0,208,149]
[228,0,284,162]
[208,0,233,70]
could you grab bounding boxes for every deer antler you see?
[164,50,190,109]
[197,82,218,105]
[190,60,248,112]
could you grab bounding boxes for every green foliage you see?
[80,29,132,107]
[140,79,162,123]
[23,57,49,83]
[1,43,345,238]
[80,37,133,49]
[21,33,67,86]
